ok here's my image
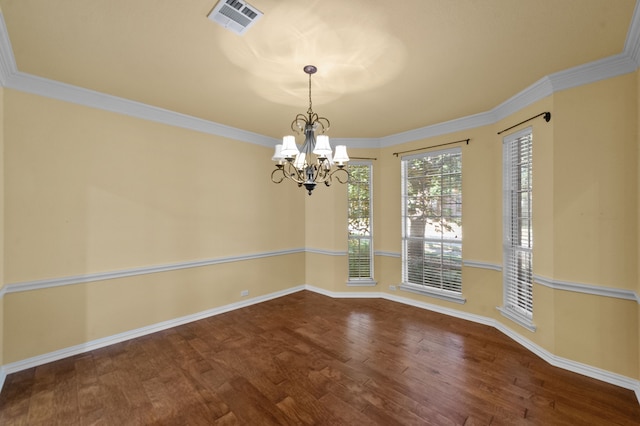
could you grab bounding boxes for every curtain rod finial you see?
[544,112,551,122]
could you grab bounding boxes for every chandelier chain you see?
[307,72,313,116]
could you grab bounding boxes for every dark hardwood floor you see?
[1,290,639,425]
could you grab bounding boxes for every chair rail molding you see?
[534,274,639,303]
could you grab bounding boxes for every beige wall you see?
[2,89,306,362]
[553,75,637,289]
[0,72,639,383]
[551,74,638,375]
[304,148,378,293]
[304,168,348,292]
[4,90,305,282]
[4,254,304,362]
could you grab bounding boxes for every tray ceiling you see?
[0,0,636,139]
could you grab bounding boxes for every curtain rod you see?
[392,138,470,157]
[349,156,377,160]
[497,112,551,135]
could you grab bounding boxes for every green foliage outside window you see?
[348,164,372,280]
[403,150,462,292]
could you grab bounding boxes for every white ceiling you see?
[0,0,637,140]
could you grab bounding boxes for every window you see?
[401,148,463,302]
[347,163,374,285]
[501,128,535,330]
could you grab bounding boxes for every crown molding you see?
[379,110,497,147]
[6,71,279,148]
[308,49,639,149]
[548,53,638,93]
[626,0,640,66]
[376,0,640,145]
[0,12,16,86]
[332,137,383,149]
[0,4,639,148]
[492,76,554,122]
[0,14,277,149]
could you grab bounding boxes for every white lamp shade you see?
[280,135,299,157]
[333,145,350,165]
[272,144,284,161]
[293,152,306,170]
[323,152,334,170]
[312,134,332,157]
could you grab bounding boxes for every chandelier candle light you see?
[271,65,349,195]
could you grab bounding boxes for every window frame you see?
[499,127,536,331]
[346,161,376,286]
[400,147,464,304]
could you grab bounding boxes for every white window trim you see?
[500,127,535,331]
[399,282,466,304]
[400,147,463,299]
[347,161,376,286]
[497,306,536,332]
[347,278,378,287]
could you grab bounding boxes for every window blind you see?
[503,129,533,319]
[348,163,373,280]
[401,148,462,293]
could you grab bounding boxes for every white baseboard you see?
[1,285,305,375]
[0,366,6,391]
[1,283,638,407]
[303,286,640,405]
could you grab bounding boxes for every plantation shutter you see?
[503,129,533,319]
[401,148,462,293]
[348,163,373,280]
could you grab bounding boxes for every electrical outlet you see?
[240,290,249,297]
[389,285,397,291]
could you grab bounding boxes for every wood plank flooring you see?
[1,290,639,425]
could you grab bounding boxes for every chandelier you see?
[271,65,349,195]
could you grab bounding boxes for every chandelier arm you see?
[316,158,333,181]
[329,167,350,184]
[315,117,330,134]
[271,167,287,184]
[291,114,311,134]
[284,162,307,184]
[316,168,328,182]
[291,116,330,135]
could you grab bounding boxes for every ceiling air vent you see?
[207,0,263,35]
